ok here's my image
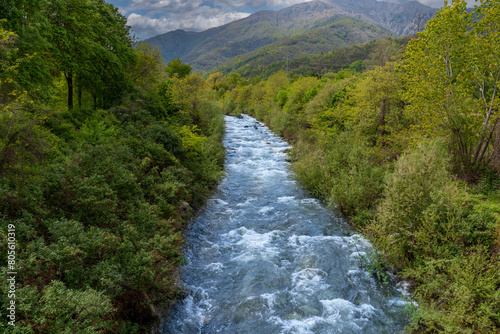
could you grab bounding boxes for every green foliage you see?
[165,58,192,79]
[368,140,454,266]
[0,2,54,101]
[0,18,224,332]
[78,118,119,145]
[0,24,55,180]
[401,0,500,178]
[366,139,499,332]
[220,25,500,331]
[406,248,500,333]
[129,42,165,93]
[294,132,386,224]
[1,0,135,110]
[177,125,207,156]
[282,77,320,114]
[17,281,115,333]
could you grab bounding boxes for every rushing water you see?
[162,115,410,334]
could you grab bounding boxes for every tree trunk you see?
[65,72,74,110]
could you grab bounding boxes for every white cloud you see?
[127,13,175,37]
[190,11,252,30]
[127,8,251,38]
[212,0,310,9]
[127,0,202,12]
[125,0,309,13]
[379,0,478,8]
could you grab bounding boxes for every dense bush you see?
[220,38,500,331]
[0,84,224,333]
[364,140,499,332]
[367,140,453,266]
[293,132,386,225]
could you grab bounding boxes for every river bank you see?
[160,114,411,333]
[219,67,500,333]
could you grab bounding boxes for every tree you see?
[44,0,90,110]
[84,0,135,108]
[0,0,53,101]
[207,72,228,97]
[348,62,403,142]
[470,0,500,170]
[129,42,165,93]
[169,73,208,122]
[401,0,500,177]
[0,25,49,176]
[227,72,244,89]
[165,58,191,79]
[44,0,134,110]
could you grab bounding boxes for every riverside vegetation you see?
[1,0,499,333]
[213,0,500,332]
[0,1,224,332]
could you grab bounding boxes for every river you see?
[162,115,410,333]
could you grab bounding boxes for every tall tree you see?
[44,0,92,110]
[0,0,53,100]
[129,41,165,93]
[401,0,500,177]
[165,58,192,79]
[84,0,135,108]
[44,0,134,110]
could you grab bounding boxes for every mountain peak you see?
[147,0,436,72]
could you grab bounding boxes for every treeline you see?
[1,1,225,333]
[213,1,500,332]
[216,25,407,80]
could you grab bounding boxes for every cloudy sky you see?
[105,0,449,39]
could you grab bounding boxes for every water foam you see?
[162,115,410,333]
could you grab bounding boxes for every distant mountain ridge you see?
[216,16,395,77]
[146,0,436,72]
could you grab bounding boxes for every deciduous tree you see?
[402,0,500,176]
[165,58,192,79]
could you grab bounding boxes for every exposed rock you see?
[179,200,192,220]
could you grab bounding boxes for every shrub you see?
[406,247,500,333]
[9,281,115,333]
[368,139,453,267]
[325,133,386,221]
[293,131,386,226]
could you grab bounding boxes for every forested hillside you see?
[211,0,500,332]
[2,0,499,333]
[217,34,412,79]
[0,1,225,332]
[214,17,395,78]
[146,0,435,72]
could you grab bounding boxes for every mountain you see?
[146,0,436,72]
[321,0,436,35]
[215,16,395,77]
[218,33,412,79]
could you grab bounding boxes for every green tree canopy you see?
[1,0,135,110]
[45,0,135,109]
[129,41,165,93]
[165,58,192,79]
[401,0,500,177]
